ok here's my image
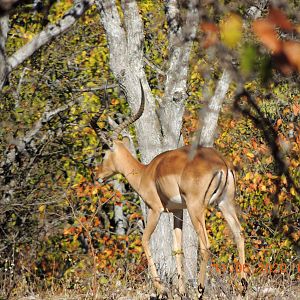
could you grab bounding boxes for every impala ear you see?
[122,136,131,148]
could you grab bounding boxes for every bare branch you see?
[15,67,31,107]
[0,0,19,14]
[72,84,118,92]
[143,56,166,76]
[23,101,75,145]
[6,0,94,72]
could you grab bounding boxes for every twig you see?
[143,57,165,76]
[72,83,118,92]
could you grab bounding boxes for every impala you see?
[90,81,247,299]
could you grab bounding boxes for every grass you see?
[2,265,300,300]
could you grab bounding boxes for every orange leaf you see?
[201,22,219,33]
[252,19,281,53]
[63,226,76,235]
[94,217,101,227]
[100,197,107,203]
[111,99,119,105]
[251,139,258,150]
[201,22,219,48]
[276,118,283,127]
[129,212,141,220]
[292,104,300,116]
[282,41,300,72]
[268,7,294,31]
[291,231,299,242]
[263,197,271,206]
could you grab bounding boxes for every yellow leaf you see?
[39,205,46,213]
[246,152,254,158]
[265,156,273,164]
[260,184,267,192]
[216,211,222,218]
[244,172,252,180]
[281,175,287,185]
[220,14,243,48]
[290,187,296,196]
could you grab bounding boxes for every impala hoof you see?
[241,278,248,296]
[157,291,168,300]
[197,285,205,300]
[150,288,168,300]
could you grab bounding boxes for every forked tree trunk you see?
[97,0,200,283]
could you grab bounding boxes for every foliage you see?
[0,0,300,298]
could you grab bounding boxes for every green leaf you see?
[240,44,257,76]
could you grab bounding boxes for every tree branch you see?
[198,69,231,147]
[159,0,200,149]
[6,0,93,73]
[23,101,75,144]
[96,0,128,76]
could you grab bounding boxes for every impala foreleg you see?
[142,207,165,294]
[173,210,186,295]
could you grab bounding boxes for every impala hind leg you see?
[142,207,165,295]
[187,205,210,300]
[218,172,247,295]
[173,210,186,296]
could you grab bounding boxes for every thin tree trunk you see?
[0,14,9,89]
[199,69,231,147]
[113,180,127,236]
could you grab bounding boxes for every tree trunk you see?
[97,0,200,283]
[0,14,9,89]
[113,181,127,236]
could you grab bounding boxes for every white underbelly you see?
[165,195,187,210]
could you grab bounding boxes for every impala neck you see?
[113,142,145,192]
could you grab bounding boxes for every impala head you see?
[90,80,145,182]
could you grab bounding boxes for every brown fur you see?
[96,139,246,296]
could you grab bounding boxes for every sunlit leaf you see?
[201,22,219,48]
[240,44,257,75]
[252,19,281,53]
[282,41,300,72]
[220,14,243,48]
[268,6,294,31]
